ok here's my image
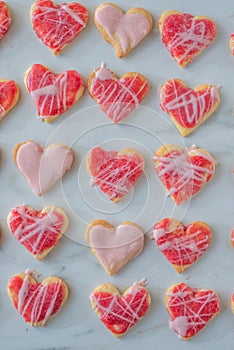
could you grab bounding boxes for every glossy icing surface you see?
[1,0,233,349]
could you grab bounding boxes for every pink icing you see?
[16,141,73,196]
[95,4,151,54]
[95,63,114,80]
[169,316,189,339]
[89,224,144,274]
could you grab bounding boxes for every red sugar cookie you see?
[0,1,11,40]
[0,79,19,122]
[86,146,144,203]
[90,279,151,337]
[8,270,68,326]
[31,0,89,55]
[151,218,212,273]
[24,64,84,122]
[8,205,68,260]
[158,10,216,67]
[165,283,220,339]
[154,144,217,205]
[160,79,220,136]
[87,63,150,123]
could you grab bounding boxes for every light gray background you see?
[0,0,233,349]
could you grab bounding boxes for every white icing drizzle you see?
[149,228,166,240]
[32,1,88,52]
[61,4,86,27]
[93,156,144,200]
[16,270,64,325]
[9,205,64,255]
[27,68,68,117]
[164,15,215,65]
[167,283,219,339]
[160,80,220,127]
[90,64,148,122]
[154,146,216,197]
[90,281,149,331]
[152,225,210,266]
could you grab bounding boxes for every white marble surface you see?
[0,0,233,349]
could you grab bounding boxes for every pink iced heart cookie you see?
[13,141,74,196]
[0,1,11,40]
[87,63,150,123]
[0,79,20,122]
[86,146,144,203]
[95,3,153,58]
[24,64,84,122]
[8,205,68,260]
[90,279,151,337]
[159,10,216,67]
[31,0,89,55]
[86,220,144,275]
[154,144,217,205]
[165,283,220,339]
[151,218,212,273]
[159,79,220,136]
[8,270,68,326]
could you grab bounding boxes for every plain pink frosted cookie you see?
[13,141,74,196]
[85,219,144,275]
[94,3,153,58]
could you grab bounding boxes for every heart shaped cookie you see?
[230,229,234,248]
[151,218,212,273]
[13,141,74,196]
[160,79,220,136]
[8,205,68,260]
[0,79,20,122]
[24,64,84,122]
[159,10,216,67]
[86,146,144,203]
[0,1,11,40]
[95,3,153,58]
[86,220,144,275]
[165,283,220,339]
[90,279,151,337]
[154,144,217,205]
[87,63,150,123]
[230,34,234,56]
[231,293,234,314]
[31,0,89,55]
[8,270,68,326]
